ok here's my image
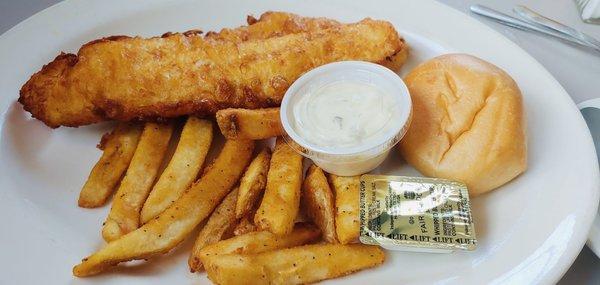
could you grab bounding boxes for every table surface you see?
[1,0,599,284]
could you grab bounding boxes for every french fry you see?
[204,244,384,285]
[102,122,174,242]
[235,148,271,218]
[199,223,320,266]
[328,175,361,244]
[302,165,337,243]
[73,139,254,277]
[254,138,303,236]
[140,117,213,223]
[232,149,271,236]
[78,123,143,208]
[188,187,239,272]
[233,212,258,236]
[216,108,284,140]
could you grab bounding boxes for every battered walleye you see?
[19,12,408,128]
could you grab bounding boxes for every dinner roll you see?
[399,54,527,196]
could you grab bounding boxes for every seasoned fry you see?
[216,108,284,140]
[255,138,303,235]
[235,148,271,218]
[73,139,254,277]
[199,223,320,266]
[204,244,384,285]
[233,211,258,236]
[328,175,361,244]
[102,122,174,242]
[302,165,337,243]
[140,117,213,223]
[78,123,143,208]
[188,188,239,272]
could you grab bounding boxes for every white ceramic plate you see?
[0,0,598,284]
[577,98,600,259]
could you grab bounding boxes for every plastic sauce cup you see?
[280,61,412,176]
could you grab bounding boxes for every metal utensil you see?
[513,5,600,51]
[470,4,600,53]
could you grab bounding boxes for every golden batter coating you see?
[19,12,408,128]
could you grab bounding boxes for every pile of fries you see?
[73,108,384,284]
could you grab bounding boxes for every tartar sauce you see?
[280,61,412,176]
[292,81,398,150]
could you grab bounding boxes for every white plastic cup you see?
[280,61,412,176]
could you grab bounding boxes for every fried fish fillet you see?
[19,12,408,128]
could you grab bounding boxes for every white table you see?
[1,0,598,284]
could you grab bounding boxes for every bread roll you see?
[399,54,527,196]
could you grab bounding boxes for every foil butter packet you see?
[359,175,477,253]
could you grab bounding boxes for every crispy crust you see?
[19,12,408,128]
[18,53,97,128]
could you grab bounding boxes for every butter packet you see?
[359,175,477,253]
